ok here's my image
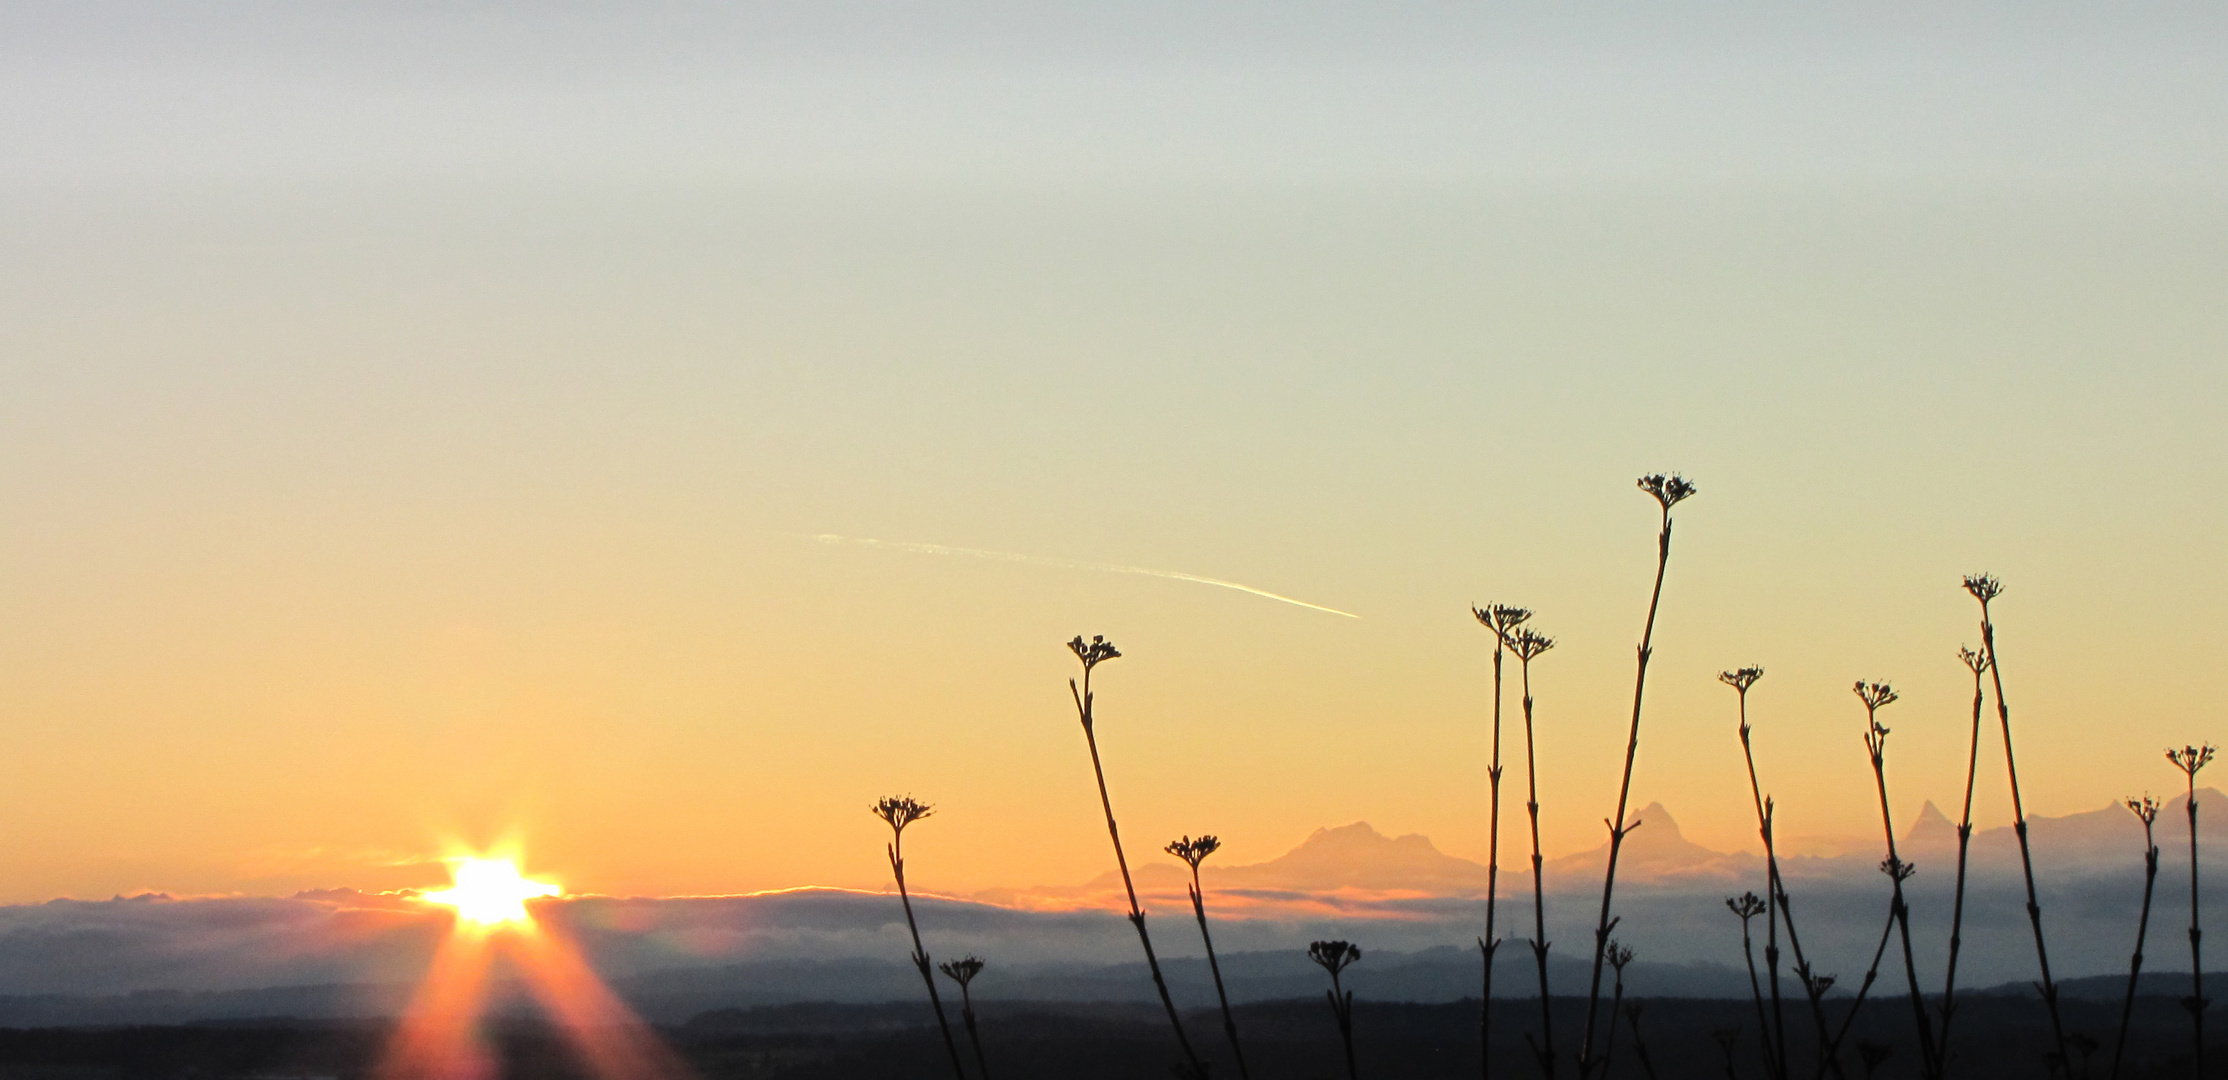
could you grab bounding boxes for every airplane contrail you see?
[806,534,1359,619]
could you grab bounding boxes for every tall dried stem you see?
[1623,1003,1662,1080]
[1311,941,1363,1080]
[872,796,968,1080]
[1857,682,1939,1079]
[1170,835,1249,1080]
[939,957,993,1080]
[1724,666,1789,1080]
[2169,743,2215,1080]
[1477,605,1531,1080]
[1578,473,1695,1078]
[1510,625,1559,1078]
[1820,905,1899,1080]
[2110,797,2161,1080]
[1603,943,1635,1079]
[1937,646,1990,1063]
[1965,574,2071,1070]
[1064,635,1204,1078]
[1729,893,1777,1079]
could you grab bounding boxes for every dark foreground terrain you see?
[0,995,2216,1079]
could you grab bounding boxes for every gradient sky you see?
[0,3,2223,905]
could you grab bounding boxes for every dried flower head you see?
[1963,574,2003,604]
[1811,974,1838,995]
[1880,856,1917,883]
[1726,892,1767,921]
[1608,940,1637,971]
[871,795,935,834]
[1957,646,1990,675]
[1067,635,1121,671]
[1166,834,1222,869]
[1857,1040,1894,1074]
[1637,473,1698,510]
[1718,667,1764,693]
[1853,681,1899,712]
[2128,795,2161,827]
[1507,627,1556,662]
[1308,940,1362,977]
[938,955,986,988]
[2170,744,2217,779]
[1473,604,1534,641]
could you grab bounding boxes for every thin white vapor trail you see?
[807,534,1359,619]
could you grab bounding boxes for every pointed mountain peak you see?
[1632,802,1681,838]
[1906,800,1959,847]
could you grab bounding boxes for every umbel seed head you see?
[2128,796,2161,826]
[1507,627,1555,661]
[1166,835,1222,868]
[1067,635,1121,671]
[1718,667,1764,693]
[1853,681,1899,711]
[2169,744,2217,778]
[938,956,985,987]
[1473,604,1533,640]
[1963,574,2004,604]
[1607,941,1637,971]
[1726,892,1767,920]
[1958,646,1990,675]
[1308,940,1362,976]
[1637,473,1698,510]
[871,795,934,833]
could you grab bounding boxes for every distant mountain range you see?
[0,792,2217,1024]
[984,789,2228,914]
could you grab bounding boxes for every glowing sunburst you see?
[424,858,561,927]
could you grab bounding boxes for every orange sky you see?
[0,6,2223,905]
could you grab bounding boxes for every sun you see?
[424,857,562,927]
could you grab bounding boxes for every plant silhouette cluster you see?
[860,476,2212,1080]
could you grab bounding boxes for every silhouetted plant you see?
[1856,1041,1893,1080]
[871,795,967,1080]
[1723,666,1793,1080]
[1579,473,1696,1080]
[1728,893,1776,1079]
[2169,743,2216,1079]
[1310,941,1363,1080]
[1622,1003,1662,1080]
[1063,635,1204,1078]
[1169,834,1249,1080]
[1509,624,1559,1078]
[1709,1028,1742,1080]
[1475,603,1531,1080]
[2111,796,2162,1080]
[1820,861,1907,1080]
[938,956,992,1080]
[1965,573,2072,1070]
[2067,1034,2100,1080]
[1857,682,1939,1079]
[1937,646,1991,1065]
[1602,942,1636,1080]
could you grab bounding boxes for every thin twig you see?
[1065,636,1204,1078]
[1478,605,1532,1080]
[872,797,968,1080]
[2110,797,2161,1080]
[1578,473,1695,1079]
[1937,647,1990,1066]
[1966,575,2072,1071]
[1857,682,1940,1078]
